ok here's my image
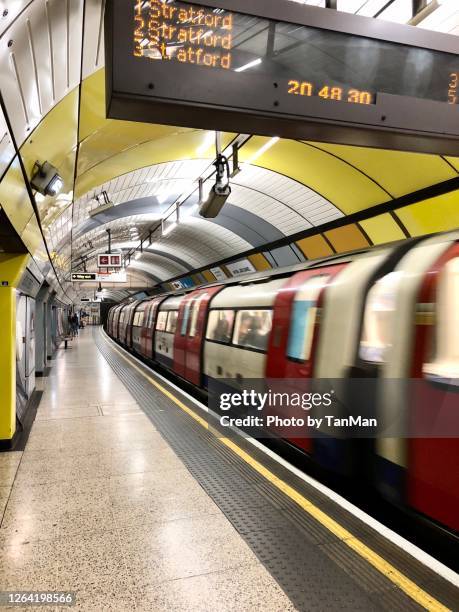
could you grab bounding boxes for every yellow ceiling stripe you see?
[395,190,459,236]
[239,137,389,215]
[75,131,235,198]
[201,270,215,283]
[248,253,272,271]
[325,224,370,252]
[296,234,334,259]
[359,213,407,245]
[309,142,456,199]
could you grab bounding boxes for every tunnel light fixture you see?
[197,131,216,156]
[31,161,64,197]
[235,58,262,72]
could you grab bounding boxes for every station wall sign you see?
[105,0,459,154]
[210,266,227,281]
[226,259,256,277]
[71,272,97,282]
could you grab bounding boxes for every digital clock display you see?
[105,0,459,155]
[133,0,456,107]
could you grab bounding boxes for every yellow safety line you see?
[101,331,450,612]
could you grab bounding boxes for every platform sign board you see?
[71,272,97,282]
[105,0,459,154]
[71,271,127,283]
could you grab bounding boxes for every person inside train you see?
[238,312,267,351]
[214,316,231,343]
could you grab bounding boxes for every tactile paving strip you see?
[95,330,457,611]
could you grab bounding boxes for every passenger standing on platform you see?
[71,313,79,337]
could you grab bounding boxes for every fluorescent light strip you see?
[234,58,262,72]
[162,221,177,236]
[245,136,280,165]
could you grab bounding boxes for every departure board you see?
[105,0,459,155]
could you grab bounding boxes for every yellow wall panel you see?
[395,190,459,237]
[239,137,389,214]
[79,69,107,142]
[248,253,271,271]
[21,88,79,177]
[359,214,406,245]
[325,224,370,252]
[312,143,456,199]
[202,270,215,283]
[20,88,79,228]
[296,234,334,259]
[0,254,28,442]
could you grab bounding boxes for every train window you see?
[423,257,459,382]
[156,311,168,331]
[166,310,178,333]
[181,302,192,335]
[233,310,273,352]
[360,271,402,363]
[287,275,329,362]
[206,310,235,343]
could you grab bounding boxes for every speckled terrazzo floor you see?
[0,328,295,611]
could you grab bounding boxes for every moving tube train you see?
[107,231,459,535]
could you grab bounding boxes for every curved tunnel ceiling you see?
[0,0,458,300]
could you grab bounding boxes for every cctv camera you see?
[199,183,231,218]
[31,161,63,197]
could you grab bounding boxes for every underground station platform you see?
[0,328,456,611]
[1,0,459,610]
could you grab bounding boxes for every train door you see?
[16,294,28,420]
[175,287,222,385]
[126,301,140,349]
[140,297,166,360]
[266,266,346,453]
[174,293,195,378]
[131,302,147,353]
[408,241,459,532]
[26,297,35,398]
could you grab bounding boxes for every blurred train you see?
[107,231,459,535]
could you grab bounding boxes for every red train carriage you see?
[106,230,459,536]
[373,232,459,533]
[410,238,459,531]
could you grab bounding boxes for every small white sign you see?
[210,266,227,281]
[225,259,256,277]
